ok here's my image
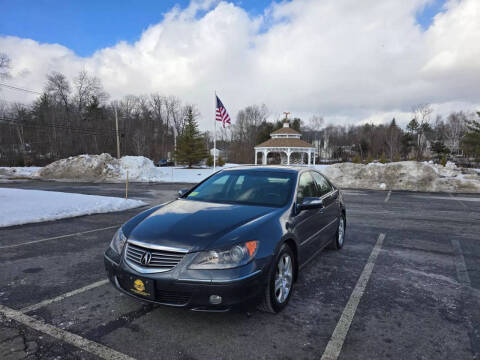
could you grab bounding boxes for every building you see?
[210,148,226,161]
[254,123,317,165]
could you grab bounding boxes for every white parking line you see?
[448,193,472,210]
[20,279,109,313]
[0,225,120,249]
[451,239,471,285]
[0,304,135,360]
[384,190,391,203]
[321,233,386,360]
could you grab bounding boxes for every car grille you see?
[125,242,185,270]
[116,275,191,306]
[156,290,191,305]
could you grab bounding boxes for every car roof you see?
[219,165,310,173]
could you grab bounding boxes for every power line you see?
[0,115,118,132]
[0,82,43,95]
[0,121,113,136]
[0,117,119,136]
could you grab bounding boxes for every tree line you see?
[0,68,207,165]
[1,57,479,167]
[212,103,480,166]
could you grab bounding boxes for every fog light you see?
[209,295,222,305]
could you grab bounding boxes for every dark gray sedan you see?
[104,166,346,313]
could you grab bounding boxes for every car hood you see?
[127,199,275,252]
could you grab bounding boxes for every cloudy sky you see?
[1,0,479,130]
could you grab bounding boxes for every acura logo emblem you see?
[141,251,152,265]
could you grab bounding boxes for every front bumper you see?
[104,250,271,311]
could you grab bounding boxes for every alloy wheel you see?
[274,253,293,304]
[338,217,345,246]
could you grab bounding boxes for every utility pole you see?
[173,125,177,166]
[114,106,120,159]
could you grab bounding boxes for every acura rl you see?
[104,166,346,313]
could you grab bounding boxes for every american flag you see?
[216,95,231,128]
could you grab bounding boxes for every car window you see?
[311,172,332,197]
[213,175,229,184]
[185,170,295,207]
[297,172,317,204]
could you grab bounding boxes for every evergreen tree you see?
[431,140,450,162]
[174,107,207,168]
[407,118,419,133]
[406,117,432,160]
[400,133,414,159]
[462,111,480,159]
[290,118,302,132]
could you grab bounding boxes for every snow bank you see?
[119,156,156,181]
[318,161,480,193]
[0,188,145,227]
[3,154,480,192]
[0,166,41,181]
[37,153,122,182]
[36,153,231,183]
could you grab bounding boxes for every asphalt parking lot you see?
[1,181,479,359]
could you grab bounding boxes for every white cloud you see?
[1,0,479,130]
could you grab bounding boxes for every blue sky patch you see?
[1,0,447,56]
[416,0,447,30]
[0,0,278,57]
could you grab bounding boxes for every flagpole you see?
[213,90,217,172]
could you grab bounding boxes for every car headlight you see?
[189,241,259,269]
[110,228,127,254]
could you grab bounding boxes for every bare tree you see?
[385,118,402,161]
[305,115,324,152]
[231,104,269,162]
[445,112,467,154]
[167,96,186,157]
[150,94,166,157]
[45,72,71,109]
[131,129,147,155]
[411,103,433,160]
[10,103,29,163]
[308,115,324,132]
[73,70,108,112]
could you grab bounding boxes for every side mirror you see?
[178,188,190,197]
[297,197,324,211]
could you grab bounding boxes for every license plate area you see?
[126,275,155,300]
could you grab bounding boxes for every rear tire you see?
[258,244,295,314]
[329,215,345,250]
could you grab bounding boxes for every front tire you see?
[258,244,295,313]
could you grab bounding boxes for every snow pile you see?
[119,156,159,181]
[38,154,166,182]
[0,166,41,181]
[4,154,480,192]
[36,153,230,183]
[319,161,480,192]
[0,188,146,227]
[37,153,122,182]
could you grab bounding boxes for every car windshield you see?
[185,170,295,207]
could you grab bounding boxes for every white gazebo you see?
[254,123,317,165]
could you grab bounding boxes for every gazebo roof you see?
[270,126,301,135]
[255,138,315,149]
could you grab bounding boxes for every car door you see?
[292,171,329,262]
[311,171,339,245]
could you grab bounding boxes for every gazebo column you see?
[313,150,316,165]
[307,150,311,165]
[263,150,268,165]
[254,150,258,165]
[286,149,291,165]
